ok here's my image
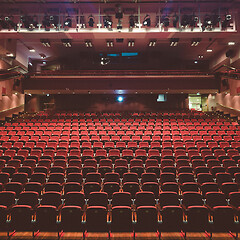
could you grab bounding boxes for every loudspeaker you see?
[222,79,229,88]
[116,38,124,43]
[226,49,236,58]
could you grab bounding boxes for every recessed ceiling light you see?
[39,53,46,59]
[228,42,235,46]
[29,47,35,52]
[6,53,14,57]
[206,49,213,52]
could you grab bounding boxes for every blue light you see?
[117,96,124,102]
[121,52,138,57]
[107,53,120,57]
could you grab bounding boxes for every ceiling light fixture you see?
[170,38,179,47]
[85,40,93,48]
[128,40,135,47]
[39,53,46,59]
[61,39,72,47]
[191,38,201,46]
[28,47,35,52]
[228,42,235,46]
[149,40,156,47]
[40,39,51,47]
[6,52,14,57]
[106,40,114,47]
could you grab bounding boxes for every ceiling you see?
[11,30,239,64]
[0,0,239,70]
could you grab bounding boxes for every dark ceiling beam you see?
[0,0,237,3]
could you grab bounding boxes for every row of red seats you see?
[2,190,240,212]
[0,193,240,238]
[1,171,240,198]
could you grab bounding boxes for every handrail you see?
[31,70,211,77]
[0,104,24,114]
[216,103,240,118]
[213,65,237,72]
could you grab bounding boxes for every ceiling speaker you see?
[226,49,236,58]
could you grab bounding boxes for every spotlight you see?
[21,16,38,31]
[129,15,136,28]
[222,14,231,29]
[189,15,198,28]
[212,14,221,27]
[0,16,8,29]
[50,15,59,28]
[117,96,124,102]
[42,16,51,30]
[226,14,232,21]
[181,15,190,27]
[143,15,151,27]
[42,15,59,30]
[161,15,170,27]
[103,16,112,28]
[88,15,94,27]
[203,15,212,28]
[117,19,122,30]
[100,57,110,65]
[64,16,72,28]
[79,16,86,28]
[202,14,220,31]
[173,14,179,28]
[0,16,17,30]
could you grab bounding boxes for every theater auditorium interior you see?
[0,0,240,239]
